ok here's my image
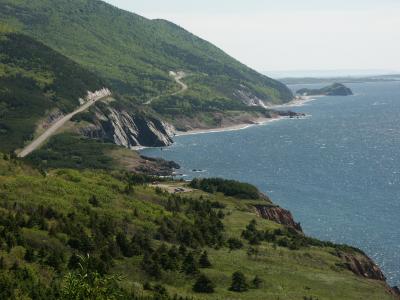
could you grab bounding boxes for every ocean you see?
[141,81,400,286]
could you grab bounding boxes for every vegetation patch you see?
[0,32,104,152]
[0,155,394,300]
[190,178,261,199]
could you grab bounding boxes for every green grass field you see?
[0,155,395,299]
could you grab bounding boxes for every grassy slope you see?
[0,0,292,110]
[0,156,394,300]
[0,31,104,152]
[24,132,173,175]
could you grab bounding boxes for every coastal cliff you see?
[254,204,303,232]
[338,251,400,298]
[254,203,399,296]
[338,251,386,281]
[78,107,175,148]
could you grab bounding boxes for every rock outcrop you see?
[254,205,303,232]
[276,110,306,118]
[79,107,175,148]
[392,286,400,297]
[337,251,400,298]
[234,84,268,107]
[137,156,180,176]
[79,88,112,104]
[338,251,386,281]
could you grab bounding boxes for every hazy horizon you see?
[104,0,400,75]
[265,69,400,79]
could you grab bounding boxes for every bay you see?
[141,81,400,286]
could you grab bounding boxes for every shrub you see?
[199,251,212,268]
[193,274,215,293]
[229,271,248,292]
[190,178,260,199]
[252,275,263,289]
[181,253,198,275]
[227,238,243,251]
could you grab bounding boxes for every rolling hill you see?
[0,155,397,300]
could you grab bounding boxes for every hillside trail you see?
[17,89,111,158]
[145,71,188,105]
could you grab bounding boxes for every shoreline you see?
[133,117,285,151]
[266,95,320,109]
[174,95,316,137]
[135,95,317,150]
[174,116,287,137]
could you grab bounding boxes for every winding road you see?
[170,71,188,95]
[145,71,188,105]
[17,91,111,158]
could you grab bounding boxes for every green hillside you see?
[0,155,395,300]
[0,31,104,152]
[0,0,292,111]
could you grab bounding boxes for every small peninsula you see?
[296,83,353,96]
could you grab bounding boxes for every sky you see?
[104,0,400,76]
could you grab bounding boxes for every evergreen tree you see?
[116,232,133,257]
[252,275,263,289]
[46,250,65,271]
[192,274,215,293]
[143,281,153,291]
[227,238,243,251]
[247,246,259,259]
[166,246,180,271]
[199,251,212,268]
[68,253,81,270]
[24,248,35,262]
[0,256,5,269]
[134,208,139,217]
[181,252,198,275]
[142,253,162,279]
[88,195,100,207]
[178,245,187,257]
[229,271,248,292]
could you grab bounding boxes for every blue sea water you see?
[141,81,400,286]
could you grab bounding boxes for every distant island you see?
[296,83,353,96]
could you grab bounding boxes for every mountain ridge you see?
[0,0,292,109]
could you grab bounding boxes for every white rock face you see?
[234,84,268,108]
[145,119,174,147]
[79,88,112,104]
[80,106,175,149]
[107,108,141,148]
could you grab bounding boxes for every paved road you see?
[170,71,188,95]
[18,95,109,158]
[145,71,188,105]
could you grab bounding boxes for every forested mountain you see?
[0,0,292,112]
[0,2,398,298]
[0,30,104,152]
